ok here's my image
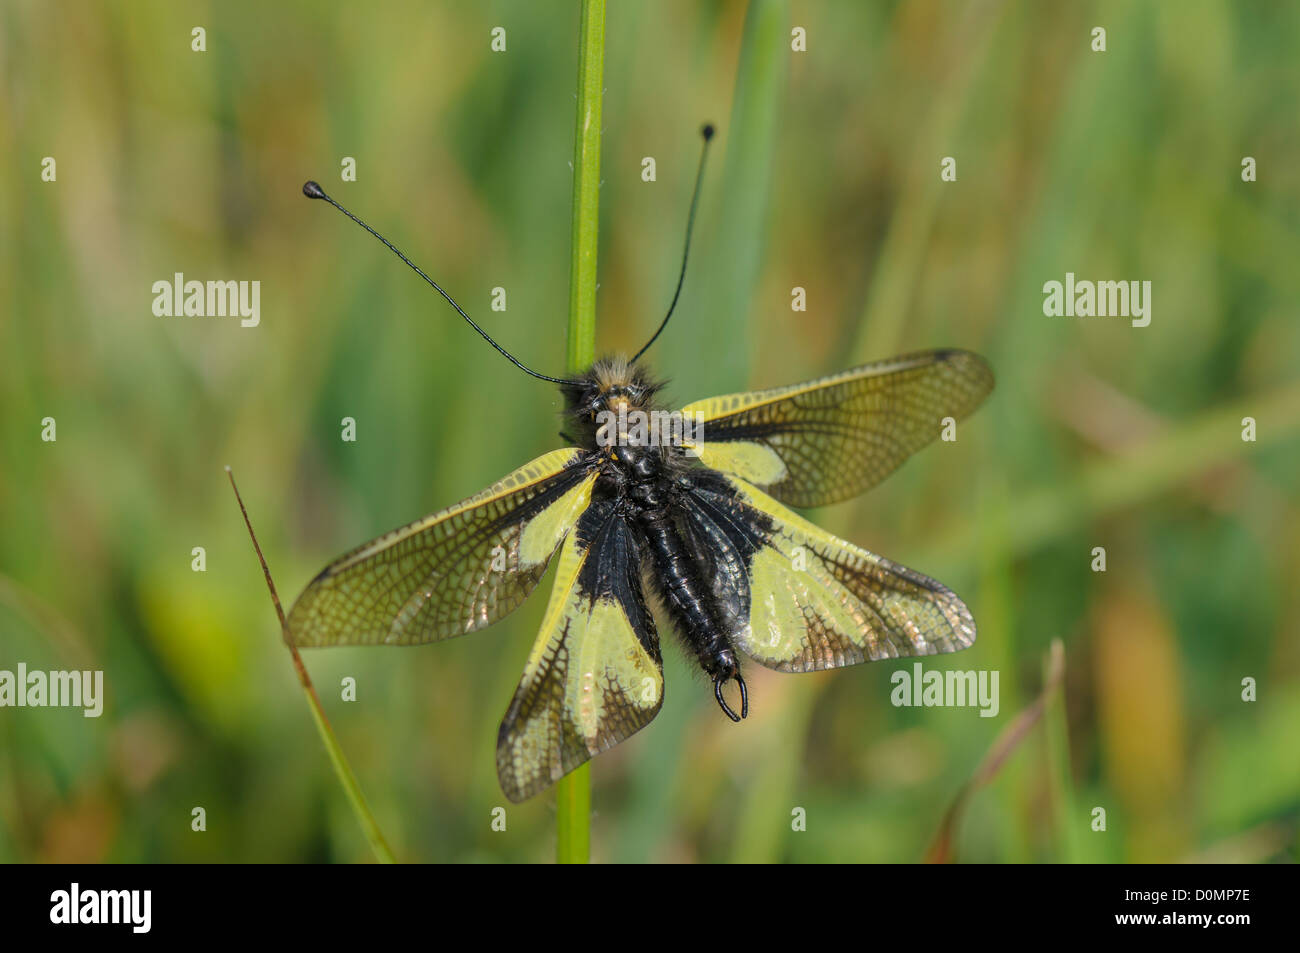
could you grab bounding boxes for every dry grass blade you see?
[225,466,396,864]
[925,639,1066,863]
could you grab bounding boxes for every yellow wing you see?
[680,349,993,508]
[678,472,975,672]
[287,449,597,647]
[497,500,663,802]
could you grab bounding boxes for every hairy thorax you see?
[561,356,695,508]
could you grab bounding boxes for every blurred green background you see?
[2,0,1298,863]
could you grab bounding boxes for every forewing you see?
[287,449,597,647]
[680,473,976,672]
[497,501,663,802]
[680,349,993,508]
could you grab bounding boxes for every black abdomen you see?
[636,507,734,678]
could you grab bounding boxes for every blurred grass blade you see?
[916,380,1300,573]
[1043,638,1082,862]
[556,0,606,865]
[677,0,787,389]
[721,0,812,864]
[225,467,396,864]
[0,573,95,669]
[926,639,1065,863]
[850,1,1002,359]
[729,678,817,863]
[616,0,785,862]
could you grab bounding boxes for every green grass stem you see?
[556,0,605,865]
[226,467,396,864]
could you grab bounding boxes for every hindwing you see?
[287,449,597,647]
[496,500,663,803]
[677,472,976,672]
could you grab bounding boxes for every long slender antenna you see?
[630,123,715,364]
[302,181,570,384]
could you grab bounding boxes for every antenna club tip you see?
[303,180,327,200]
[701,123,715,141]
[224,465,232,473]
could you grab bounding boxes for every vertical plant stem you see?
[556,762,592,864]
[1043,639,1082,862]
[566,0,605,375]
[557,0,604,865]
[226,468,396,864]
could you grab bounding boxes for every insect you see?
[292,126,994,802]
